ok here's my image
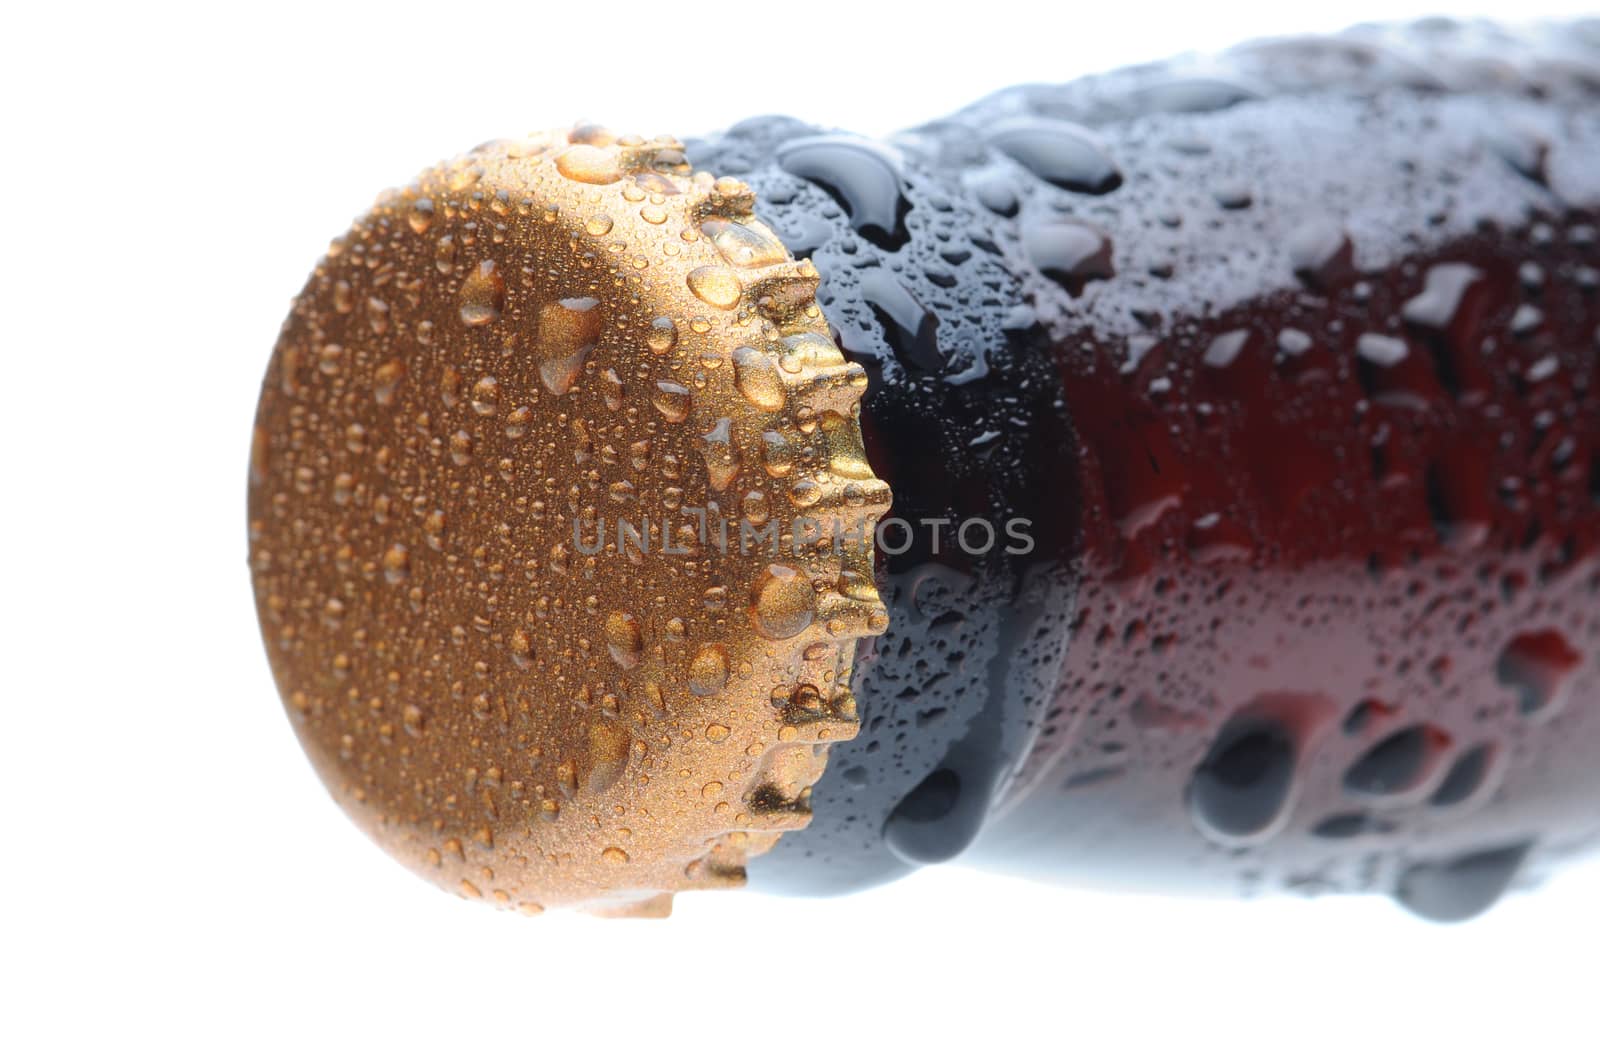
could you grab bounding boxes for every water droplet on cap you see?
[750,564,817,639]
[732,346,786,411]
[459,260,505,327]
[687,265,743,310]
[688,644,730,697]
[557,144,622,185]
[604,612,643,670]
[537,296,602,396]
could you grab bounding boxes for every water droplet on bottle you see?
[1286,218,1354,290]
[883,759,993,865]
[968,168,1019,216]
[1485,125,1549,186]
[1188,717,1296,839]
[1311,812,1373,839]
[1431,744,1493,807]
[1395,842,1532,922]
[1355,332,1409,368]
[1496,629,1581,716]
[861,270,944,372]
[777,135,910,248]
[1405,261,1486,327]
[1024,222,1114,295]
[1510,303,1544,337]
[1344,725,1436,796]
[1202,329,1251,370]
[1133,76,1257,114]
[1425,449,1492,551]
[988,119,1123,194]
[1212,182,1253,210]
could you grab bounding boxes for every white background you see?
[5,2,1599,1060]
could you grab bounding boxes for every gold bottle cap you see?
[248,127,889,915]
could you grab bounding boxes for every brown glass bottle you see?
[689,21,1600,921]
[250,20,1600,920]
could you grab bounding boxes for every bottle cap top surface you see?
[248,127,889,914]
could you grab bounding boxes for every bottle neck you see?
[701,122,1091,893]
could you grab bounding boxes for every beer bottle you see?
[248,20,1600,920]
